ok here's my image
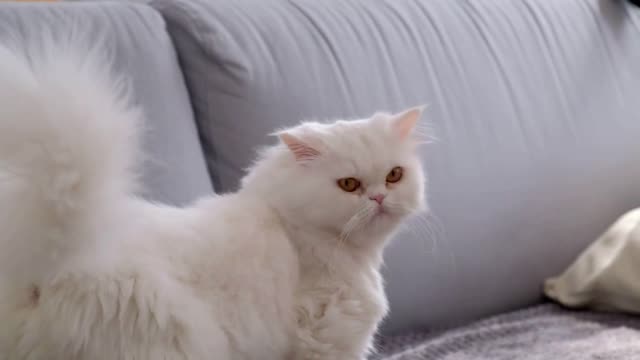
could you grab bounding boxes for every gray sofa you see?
[2,0,640,358]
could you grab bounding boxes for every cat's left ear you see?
[278,132,322,162]
[390,105,426,140]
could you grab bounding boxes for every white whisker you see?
[326,205,375,271]
[340,206,373,242]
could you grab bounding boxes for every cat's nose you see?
[369,194,386,205]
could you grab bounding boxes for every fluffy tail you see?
[0,39,142,291]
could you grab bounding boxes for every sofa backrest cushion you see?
[154,0,640,333]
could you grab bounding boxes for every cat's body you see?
[0,41,426,360]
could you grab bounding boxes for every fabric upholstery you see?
[153,0,640,332]
[377,304,640,359]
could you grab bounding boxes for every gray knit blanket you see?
[376,304,640,359]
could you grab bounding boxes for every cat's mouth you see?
[371,205,397,220]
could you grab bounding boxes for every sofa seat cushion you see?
[377,304,640,359]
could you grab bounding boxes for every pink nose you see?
[369,194,386,205]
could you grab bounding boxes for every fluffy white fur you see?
[0,41,427,360]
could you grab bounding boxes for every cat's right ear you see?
[278,132,322,162]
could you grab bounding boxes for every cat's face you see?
[247,107,427,248]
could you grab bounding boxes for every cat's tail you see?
[0,39,142,290]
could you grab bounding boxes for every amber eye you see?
[337,177,361,192]
[386,166,403,183]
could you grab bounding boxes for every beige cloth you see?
[545,209,640,312]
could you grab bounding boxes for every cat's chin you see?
[367,208,403,230]
[373,209,394,222]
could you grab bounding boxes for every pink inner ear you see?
[393,106,424,140]
[279,133,321,161]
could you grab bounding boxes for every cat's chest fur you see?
[287,228,389,358]
[293,266,388,358]
[296,265,388,325]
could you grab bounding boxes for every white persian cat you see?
[0,41,426,360]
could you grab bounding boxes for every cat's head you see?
[243,107,427,249]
